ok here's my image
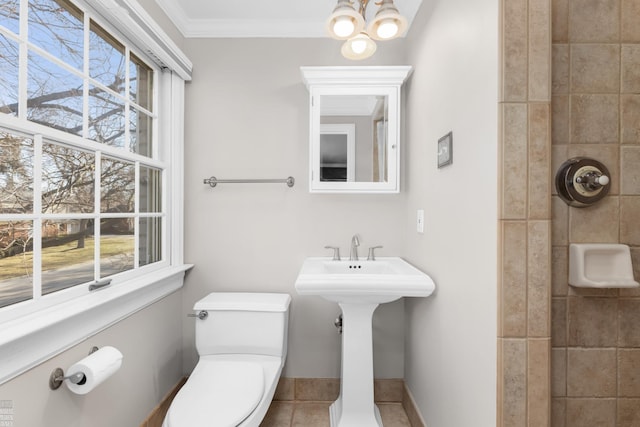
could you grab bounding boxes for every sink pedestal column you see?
[330,302,382,427]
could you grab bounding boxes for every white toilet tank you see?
[193,292,291,358]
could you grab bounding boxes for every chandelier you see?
[326,0,408,60]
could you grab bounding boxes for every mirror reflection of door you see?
[320,95,388,183]
[320,124,355,182]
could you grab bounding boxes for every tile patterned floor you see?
[260,401,412,427]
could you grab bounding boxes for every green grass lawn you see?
[0,236,134,281]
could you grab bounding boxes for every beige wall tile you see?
[620,196,640,245]
[622,0,640,41]
[570,94,619,144]
[621,146,640,194]
[529,104,552,219]
[502,0,529,101]
[568,0,620,42]
[567,297,618,347]
[552,45,569,94]
[565,398,616,427]
[619,349,640,396]
[529,0,551,101]
[569,196,619,243]
[402,385,426,427]
[552,196,569,245]
[274,377,295,401]
[570,44,620,93]
[528,339,551,427]
[502,104,529,219]
[551,398,566,427]
[566,348,616,397]
[374,379,403,403]
[621,95,640,143]
[618,398,640,427]
[552,95,570,144]
[552,246,568,296]
[499,339,527,427]
[501,221,528,337]
[295,378,339,401]
[552,298,567,346]
[552,0,569,42]
[619,299,640,347]
[552,348,567,397]
[622,45,640,93]
[620,248,640,297]
[529,221,551,337]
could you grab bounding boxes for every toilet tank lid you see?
[194,292,291,312]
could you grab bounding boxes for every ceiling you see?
[154,0,424,38]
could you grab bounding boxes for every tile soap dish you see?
[569,243,639,288]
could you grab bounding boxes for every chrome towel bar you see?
[203,176,295,188]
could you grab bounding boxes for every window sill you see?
[0,264,193,385]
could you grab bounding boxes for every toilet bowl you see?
[162,292,291,427]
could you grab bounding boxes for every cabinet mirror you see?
[301,66,412,193]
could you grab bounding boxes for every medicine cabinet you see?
[300,66,412,193]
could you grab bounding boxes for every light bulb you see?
[333,16,355,38]
[376,19,399,39]
[341,32,376,60]
[351,39,367,54]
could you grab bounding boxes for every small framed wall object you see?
[437,131,453,168]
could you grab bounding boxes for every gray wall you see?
[403,0,499,425]
[0,291,184,426]
[0,1,500,425]
[181,38,409,378]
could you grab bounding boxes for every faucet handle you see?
[367,246,383,261]
[324,246,341,261]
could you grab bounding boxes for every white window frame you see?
[0,0,192,384]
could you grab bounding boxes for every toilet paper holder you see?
[49,346,99,390]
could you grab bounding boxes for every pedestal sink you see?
[295,257,435,427]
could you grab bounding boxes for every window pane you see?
[41,218,94,295]
[88,84,125,147]
[89,20,125,94]
[129,53,152,110]
[0,132,33,214]
[0,220,33,308]
[131,108,152,156]
[139,217,160,266]
[27,53,83,135]
[42,143,95,214]
[0,0,19,35]
[101,157,134,213]
[28,0,84,70]
[0,35,19,115]
[100,221,133,277]
[139,166,161,213]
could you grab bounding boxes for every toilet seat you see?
[165,360,265,427]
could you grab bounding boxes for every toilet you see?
[162,292,291,427]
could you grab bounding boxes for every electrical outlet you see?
[417,210,424,233]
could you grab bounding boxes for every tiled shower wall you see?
[550,0,640,426]
[498,0,552,425]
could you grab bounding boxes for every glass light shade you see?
[367,0,408,41]
[341,32,377,60]
[326,0,365,40]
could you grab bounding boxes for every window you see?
[0,0,191,383]
[0,0,167,313]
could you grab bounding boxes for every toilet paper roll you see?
[65,346,123,395]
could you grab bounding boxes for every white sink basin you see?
[295,256,435,426]
[294,257,435,304]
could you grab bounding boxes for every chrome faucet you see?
[349,234,360,261]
